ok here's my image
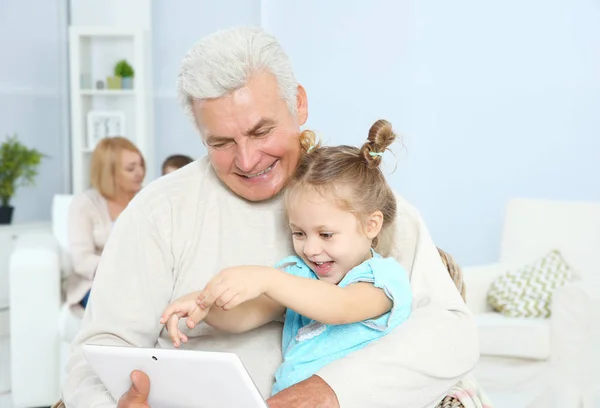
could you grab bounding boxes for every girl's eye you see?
[292,231,305,238]
[320,233,333,239]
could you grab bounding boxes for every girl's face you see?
[286,187,383,284]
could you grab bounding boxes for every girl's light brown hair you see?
[90,137,145,199]
[286,119,397,255]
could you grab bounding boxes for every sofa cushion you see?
[487,250,573,318]
[477,312,551,360]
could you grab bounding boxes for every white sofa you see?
[463,198,600,408]
[9,195,600,407]
[9,194,81,408]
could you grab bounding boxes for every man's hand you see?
[267,375,340,408]
[117,370,151,408]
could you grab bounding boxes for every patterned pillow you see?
[487,250,573,318]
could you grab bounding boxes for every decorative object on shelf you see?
[80,73,92,89]
[96,80,105,90]
[0,134,45,224]
[114,59,135,89]
[106,75,121,90]
[86,111,126,150]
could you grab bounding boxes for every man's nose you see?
[234,139,261,173]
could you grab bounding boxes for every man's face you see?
[193,73,308,201]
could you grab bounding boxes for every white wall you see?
[262,0,600,265]
[0,0,70,223]
[151,0,261,173]
[70,0,151,29]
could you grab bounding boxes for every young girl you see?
[160,119,412,395]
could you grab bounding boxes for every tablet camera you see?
[152,356,158,361]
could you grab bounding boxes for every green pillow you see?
[487,250,573,318]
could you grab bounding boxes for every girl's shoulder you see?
[275,255,315,279]
[341,252,408,288]
[369,252,406,274]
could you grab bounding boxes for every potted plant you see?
[0,134,45,224]
[114,59,135,90]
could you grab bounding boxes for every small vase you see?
[106,76,122,90]
[121,77,134,89]
[0,205,14,225]
[80,73,92,89]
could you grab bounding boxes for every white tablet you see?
[82,344,268,408]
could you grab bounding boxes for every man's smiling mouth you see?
[239,160,278,178]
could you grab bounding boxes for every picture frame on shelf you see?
[86,111,126,150]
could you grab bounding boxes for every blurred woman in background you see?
[66,137,145,308]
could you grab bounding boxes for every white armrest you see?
[462,263,509,314]
[9,231,62,406]
[532,279,600,407]
[550,280,600,391]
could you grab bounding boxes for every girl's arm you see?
[160,291,284,345]
[199,266,392,325]
[203,295,284,333]
[264,268,392,324]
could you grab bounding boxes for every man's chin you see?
[229,180,286,202]
[241,185,284,202]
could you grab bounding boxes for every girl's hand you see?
[196,266,271,311]
[159,291,209,347]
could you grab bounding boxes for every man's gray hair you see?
[177,26,298,123]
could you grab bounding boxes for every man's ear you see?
[296,84,308,126]
[365,211,384,239]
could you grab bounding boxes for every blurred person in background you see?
[161,154,194,175]
[66,137,145,309]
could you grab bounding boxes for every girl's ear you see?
[365,211,384,239]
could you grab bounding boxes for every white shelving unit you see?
[68,26,154,194]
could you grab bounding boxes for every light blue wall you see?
[151,0,261,173]
[262,0,600,266]
[0,0,70,223]
[3,1,598,267]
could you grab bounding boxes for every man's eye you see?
[210,141,232,149]
[255,128,273,137]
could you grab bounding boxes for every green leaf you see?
[0,134,47,206]
[114,59,135,77]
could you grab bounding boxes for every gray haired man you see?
[62,27,478,408]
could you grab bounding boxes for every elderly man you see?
[62,27,478,408]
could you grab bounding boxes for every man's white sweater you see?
[63,158,478,408]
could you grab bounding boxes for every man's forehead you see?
[232,86,253,105]
[193,100,276,139]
